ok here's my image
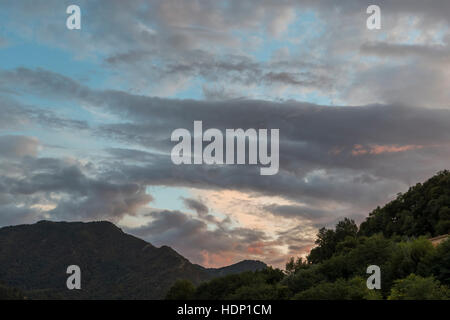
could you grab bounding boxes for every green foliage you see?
[360,170,450,237]
[308,218,358,264]
[191,268,286,300]
[285,257,308,275]
[228,283,290,300]
[165,279,196,300]
[292,277,382,300]
[0,283,25,300]
[282,265,325,293]
[191,232,422,300]
[388,274,449,300]
[428,238,450,285]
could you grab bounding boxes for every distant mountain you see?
[201,260,267,277]
[0,220,266,299]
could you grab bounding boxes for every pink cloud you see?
[247,242,265,255]
[369,144,423,154]
[351,144,424,156]
[351,144,368,156]
[200,250,235,268]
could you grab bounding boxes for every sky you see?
[1,0,450,268]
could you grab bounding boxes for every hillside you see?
[0,220,265,299]
[359,170,450,237]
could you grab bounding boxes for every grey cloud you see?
[3,68,450,209]
[345,62,450,107]
[2,0,450,103]
[264,204,333,221]
[181,197,223,225]
[360,42,450,62]
[127,208,271,266]
[0,156,153,224]
[0,205,41,227]
[0,135,40,158]
[182,197,209,215]
[104,50,335,95]
[0,94,89,132]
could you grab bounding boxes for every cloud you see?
[0,95,89,132]
[182,197,209,215]
[127,209,272,267]
[2,67,450,208]
[4,0,448,103]
[264,204,333,221]
[0,135,40,158]
[0,156,153,225]
[0,205,40,227]
[360,42,450,62]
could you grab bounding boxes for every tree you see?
[192,268,285,300]
[228,283,289,300]
[388,274,449,300]
[165,279,196,300]
[283,264,325,293]
[359,170,450,237]
[308,218,358,264]
[335,218,358,241]
[292,277,381,300]
[385,237,431,279]
[285,257,308,275]
[429,238,450,285]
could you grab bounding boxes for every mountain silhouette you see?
[0,220,266,299]
[201,260,267,277]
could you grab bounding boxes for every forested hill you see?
[359,170,450,237]
[0,220,266,299]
